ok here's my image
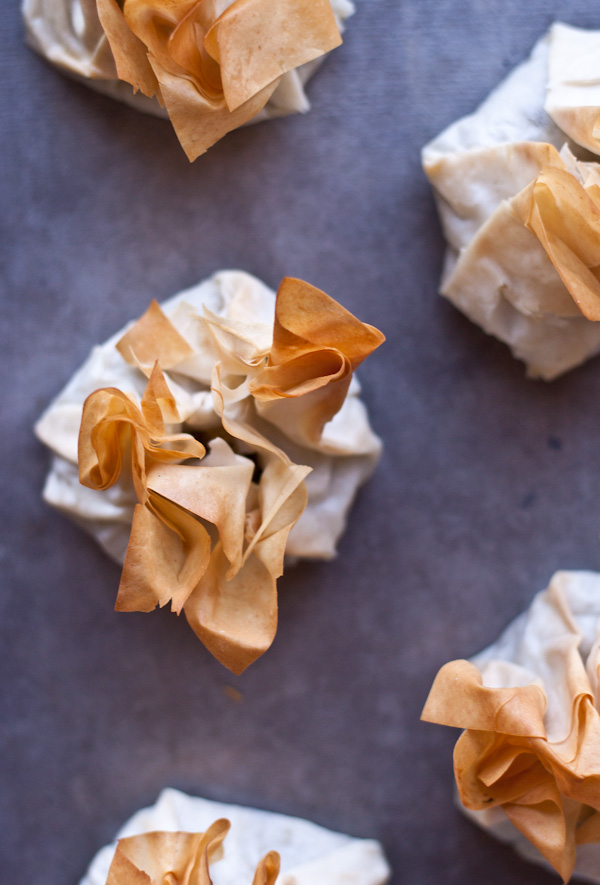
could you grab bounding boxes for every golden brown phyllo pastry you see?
[75,275,384,673]
[94,0,342,159]
[422,571,600,883]
[106,820,280,884]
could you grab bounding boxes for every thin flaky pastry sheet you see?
[22,0,355,159]
[422,29,600,380]
[422,570,600,883]
[35,271,383,672]
[80,788,391,885]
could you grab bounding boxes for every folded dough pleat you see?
[117,300,195,370]
[107,820,230,884]
[183,542,278,674]
[204,0,342,112]
[514,165,600,321]
[115,495,212,614]
[250,277,385,446]
[96,0,159,96]
[183,455,308,674]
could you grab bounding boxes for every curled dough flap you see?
[250,277,385,446]
[514,164,600,321]
[106,819,281,884]
[79,363,205,501]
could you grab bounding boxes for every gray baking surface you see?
[2,1,600,883]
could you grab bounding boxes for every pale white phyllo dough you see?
[79,789,391,885]
[546,23,600,157]
[424,26,600,379]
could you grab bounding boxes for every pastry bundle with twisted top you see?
[423,24,600,379]
[23,0,353,158]
[36,271,384,674]
[422,571,600,882]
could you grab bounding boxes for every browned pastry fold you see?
[96,0,342,159]
[513,162,600,321]
[106,820,281,883]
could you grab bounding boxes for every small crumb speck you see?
[223,685,243,703]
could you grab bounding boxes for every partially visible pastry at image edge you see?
[35,270,384,674]
[424,23,600,380]
[423,570,600,883]
[22,0,355,159]
[80,788,391,884]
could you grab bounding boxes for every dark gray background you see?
[2,1,600,882]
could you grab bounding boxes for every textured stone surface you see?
[2,2,600,883]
